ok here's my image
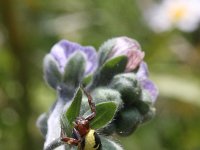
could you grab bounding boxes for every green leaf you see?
[63,52,86,87]
[83,102,117,129]
[43,54,62,89]
[66,87,82,127]
[94,55,127,86]
[82,74,93,86]
[60,114,71,136]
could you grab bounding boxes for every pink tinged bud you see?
[110,36,145,72]
[125,49,145,72]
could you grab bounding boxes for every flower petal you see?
[110,36,144,71]
[137,62,159,103]
[141,79,159,103]
[50,40,97,75]
[81,46,98,75]
[50,41,68,72]
[136,62,149,80]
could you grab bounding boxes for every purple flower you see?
[108,36,145,72]
[136,62,159,103]
[50,40,97,75]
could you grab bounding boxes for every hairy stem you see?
[44,138,64,150]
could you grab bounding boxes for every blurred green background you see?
[0,0,200,150]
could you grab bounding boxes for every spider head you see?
[74,117,90,137]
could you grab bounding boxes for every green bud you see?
[141,90,153,105]
[110,73,141,105]
[115,107,142,136]
[92,88,122,105]
[142,107,156,123]
[99,122,116,136]
[135,100,150,115]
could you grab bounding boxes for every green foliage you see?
[62,88,118,135]
[93,55,128,86]
[82,74,93,86]
[79,87,122,116]
[65,87,82,126]
[84,101,117,129]
[62,87,82,135]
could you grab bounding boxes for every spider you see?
[60,87,102,150]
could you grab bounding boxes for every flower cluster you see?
[145,0,200,32]
[37,36,158,150]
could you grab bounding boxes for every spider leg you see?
[81,87,96,121]
[60,125,80,146]
[73,128,81,140]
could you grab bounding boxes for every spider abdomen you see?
[80,129,102,150]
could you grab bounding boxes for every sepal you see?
[98,38,116,65]
[92,56,127,87]
[63,52,86,88]
[43,54,62,89]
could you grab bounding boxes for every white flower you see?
[146,0,200,32]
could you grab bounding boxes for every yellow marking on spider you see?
[84,129,98,150]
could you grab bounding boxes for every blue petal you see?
[141,79,159,103]
[137,61,159,103]
[136,61,149,80]
[50,40,98,75]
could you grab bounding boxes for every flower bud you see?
[110,73,141,105]
[115,107,142,136]
[99,36,145,72]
